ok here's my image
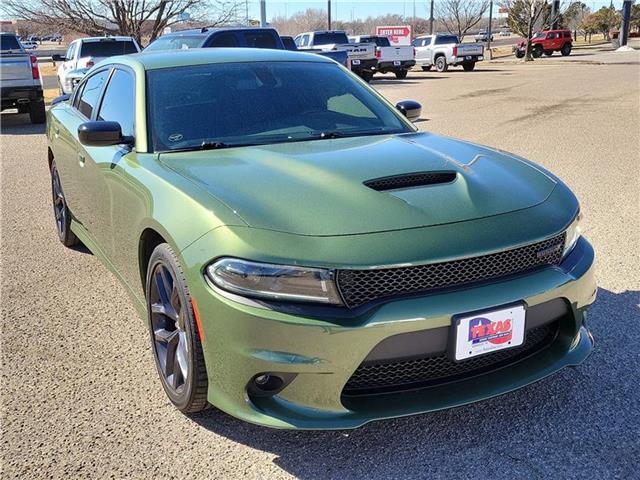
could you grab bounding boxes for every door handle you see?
[78,153,86,166]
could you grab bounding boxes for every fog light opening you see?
[247,372,297,398]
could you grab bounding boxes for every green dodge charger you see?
[46,48,596,429]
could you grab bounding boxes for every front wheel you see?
[435,56,448,72]
[515,49,525,58]
[462,62,476,71]
[146,243,209,413]
[561,43,572,56]
[395,69,408,79]
[532,45,543,58]
[51,161,79,247]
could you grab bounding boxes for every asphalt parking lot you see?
[2,51,639,479]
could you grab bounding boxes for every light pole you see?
[259,0,266,27]
[429,0,434,35]
[486,0,493,60]
[328,0,332,30]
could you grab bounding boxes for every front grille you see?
[337,233,565,308]
[364,172,457,191]
[342,322,558,396]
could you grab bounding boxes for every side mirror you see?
[396,100,422,122]
[52,53,65,62]
[51,93,70,106]
[78,121,133,147]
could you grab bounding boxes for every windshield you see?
[145,36,205,51]
[314,32,349,45]
[534,32,546,38]
[1,35,22,52]
[80,40,138,57]
[147,61,412,152]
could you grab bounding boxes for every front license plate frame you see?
[451,303,526,361]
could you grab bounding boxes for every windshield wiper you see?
[317,131,346,140]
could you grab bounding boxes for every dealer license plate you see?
[393,60,401,66]
[452,304,526,361]
[351,59,361,65]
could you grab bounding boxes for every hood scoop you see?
[364,171,457,192]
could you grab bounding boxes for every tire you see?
[421,65,432,71]
[360,71,374,83]
[532,45,543,58]
[515,50,525,59]
[544,50,553,56]
[395,69,408,79]
[146,243,209,413]
[561,43,572,56]
[50,161,79,247]
[29,99,46,124]
[462,62,475,71]
[435,55,448,72]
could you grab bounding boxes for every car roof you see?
[77,36,136,42]
[160,27,276,38]
[107,47,332,71]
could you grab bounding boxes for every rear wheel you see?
[435,56,448,72]
[395,69,408,79]
[29,99,46,124]
[50,161,79,247]
[146,243,209,413]
[561,43,572,56]
[462,62,476,71]
[421,65,432,71]
[359,71,374,83]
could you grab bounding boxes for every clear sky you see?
[242,0,623,23]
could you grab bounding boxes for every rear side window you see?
[281,37,297,50]
[97,69,135,137]
[77,70,109,118]
[563,31,571,38]
[373,37,391,47]
[79,40,138,58]
[244,32,277,49]
[145,36,204,51]
[0,35,22,52]
[209,33,239,47]
[435,35,458,45]
[313,32,349,45]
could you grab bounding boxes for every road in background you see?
[2,53,639,479]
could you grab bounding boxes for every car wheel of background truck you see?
[532,46,543,58]
[29,99,46,124]
[421,65,432,71]
[435,56,448,72]
[561,43,572,56]
[50,161,79,247]
[360,71,373,83]
[544,50,553,56]
[462,63,475,71]
[395,69,408,79]
[146,243,209,414]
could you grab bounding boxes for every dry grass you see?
[39,64,57,77]
[44,88,59,104]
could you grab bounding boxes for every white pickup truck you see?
[0,32,45,123]
[412,34,484,72]
[295,30,378,82]
[53,36,140,94]
[349,35,415,79]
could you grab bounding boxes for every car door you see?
[79,66,136,258]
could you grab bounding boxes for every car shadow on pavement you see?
[1,112,46,135]
[189,287,639,479]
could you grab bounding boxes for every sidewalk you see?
[488,41,640,65]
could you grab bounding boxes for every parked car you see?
[0,32,45,123]
[514,29,572,58]
[53,36,141,94]
[413,34,484,72]
[279,35,348,66]
[499,30,511,36]
[474,30,494,42]
[349,35,415,79]
[47,47,595,429]
[20,40,38,50]
[145,27,285,52]
[295,30,378,82]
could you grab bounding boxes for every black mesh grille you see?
[364,172,457,191]
[337,233,565,308]
[342,322,558,396]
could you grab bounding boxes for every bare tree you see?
[435,0,490,40]
[0,0,241,45]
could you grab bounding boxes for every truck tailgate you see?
[339,44,375,60]
[0,54,32,81]
[457,44,484,56]
[380,46,414,61]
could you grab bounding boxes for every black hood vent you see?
[364,171,457,191]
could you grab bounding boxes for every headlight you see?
[206,258,343,305]
[563,211,583,258]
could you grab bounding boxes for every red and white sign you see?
[375,25,412,46]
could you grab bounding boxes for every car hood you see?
[158,132,557,236]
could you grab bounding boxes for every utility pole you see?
[487,0,493,60]
[551,0,560,30]
[429,0,434,34]
[259,0,266,27]
[619,0,633,48]
[328,0,332,30]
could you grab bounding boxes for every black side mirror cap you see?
[52,54,65,61]
[396,100,422,122]
[78,121,133,147]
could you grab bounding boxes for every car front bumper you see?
[182,233,596,430]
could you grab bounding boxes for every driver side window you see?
[77,70,109,119]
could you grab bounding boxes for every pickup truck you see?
[349,35,415,79]
[295,31,378,82]
[412,34,484,72]
[53,36,140,94]
[280,35,349,67]
[474,30,494,42]
[0,32,45,123]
